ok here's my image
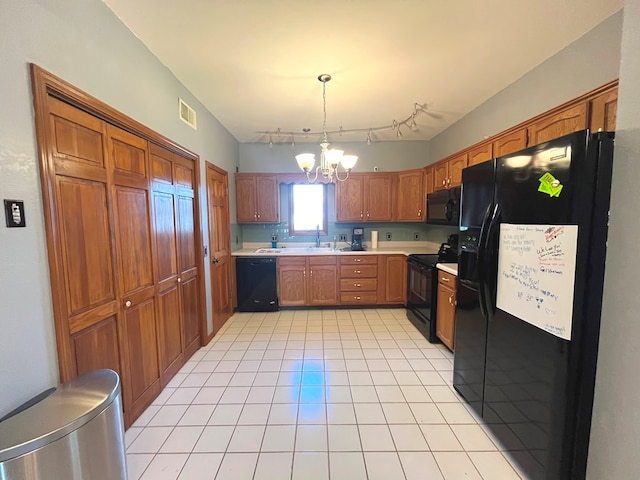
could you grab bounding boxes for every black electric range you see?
[406,240,458,342]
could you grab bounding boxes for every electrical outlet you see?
[414,233,420,241]
[386,232,392,241]
[339,234,347,242]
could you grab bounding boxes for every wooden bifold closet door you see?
[32,65,204,427]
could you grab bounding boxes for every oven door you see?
[406,260,437,342]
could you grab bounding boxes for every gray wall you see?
[0,0,238,417]
[239,141,431,173]
[429,10,623,161]
[587,0,640,477]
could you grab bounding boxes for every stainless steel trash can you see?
[0,369,127,480]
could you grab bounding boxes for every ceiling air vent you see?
[179,98,197,129]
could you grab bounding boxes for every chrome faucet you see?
[315,225,321,248]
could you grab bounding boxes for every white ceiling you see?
[103,0,622,144]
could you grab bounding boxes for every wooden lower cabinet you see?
[339,255,378,305]
[278,256,338,306]
[378,255,407,304]
[276,254,407,306]
[436,270,457,351]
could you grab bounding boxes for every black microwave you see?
[426,187,461,225]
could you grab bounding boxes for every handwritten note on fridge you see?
[496,224,578,340]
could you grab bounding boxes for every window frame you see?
[288,183,328,236]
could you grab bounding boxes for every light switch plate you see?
[4,199,26,228]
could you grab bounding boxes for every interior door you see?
[108,125,161,422]
[207,163,233,334]
[175,158,201,357]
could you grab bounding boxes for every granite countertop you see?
[436,263,458,276]
[232,241,441,257]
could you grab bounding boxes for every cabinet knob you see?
[360,211,363,219]
[354,283,361,287]
[354,270,361,274]
[254,213,257,220]
[367,211,370,218]
[354,259,362,263]
[354,296,361,300]
[442,180,446,186]
[447,178,451,185]
[441,276,450,283]
[125,300,132,308]
[177,277,182,283]
[257,213,261,219]
[418,209,422,217]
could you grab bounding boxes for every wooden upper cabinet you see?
[434,162,448,191]
[235,174,279,223]
[336,173,393,222]
[235,175,257,222]
[590,88,618,133]
[493,129,528,158]
[433,153,466,191]
[527,102,588,147]
[448,153,467,188]
[365,173,394,221]
[468,143,493,167]
[255,175,279,222]
[336,174,365,222]
[397,169,425,222]
[424,166,435,195]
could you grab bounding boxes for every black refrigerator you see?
[453,130,614,480]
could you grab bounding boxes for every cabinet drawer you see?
[309,255,337,265]
[339,265,377,278]
[438,270,457,287]
[278,256,306,266]
[340,278,377,292]
[340,291,378,305]
[339,255,377,265]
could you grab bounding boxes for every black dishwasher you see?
[236,257,279,312]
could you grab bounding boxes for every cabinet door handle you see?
[125,300,132,308]
[354,283,361,287]
[354,259,362,263]
[310,269,313,277]
[447,178,451,185]
[440,276,450,282]
[354,296,361,300]
[367,211,370,218]
[303,268,306,277]
[418,209,422,217]
[449,294,455,306]
[442,179,446,186]
[254,213,257,220]
[354,270,361,274]
[177,277,182,283]
[360,211,363,219]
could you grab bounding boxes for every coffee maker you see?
[351,227,364,251]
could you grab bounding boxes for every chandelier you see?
[295,74,357,183]
[257,74,432,183]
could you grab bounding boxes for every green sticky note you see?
[539,172,556,185]
[550,184,563,197]
[538,182,552,194]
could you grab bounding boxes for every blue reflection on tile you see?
[301,371,325,385]
[302,360,324,371]
[300,386,325,403]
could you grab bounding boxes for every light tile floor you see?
[126,308,528,480]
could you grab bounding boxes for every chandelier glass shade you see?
[295,74,357,183]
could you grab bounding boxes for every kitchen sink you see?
[254,247,337,254]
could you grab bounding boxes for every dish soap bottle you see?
[271,234,278,248]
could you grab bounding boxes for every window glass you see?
[289,184,327,234]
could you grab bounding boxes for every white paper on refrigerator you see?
[496,224,578,340]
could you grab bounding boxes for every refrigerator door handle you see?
[483,204,501,318]
[476,204,494,321]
